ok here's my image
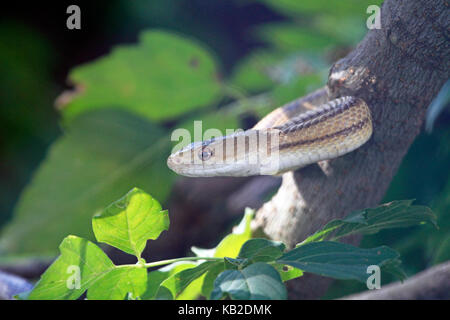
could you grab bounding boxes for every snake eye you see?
[198,147,213,161]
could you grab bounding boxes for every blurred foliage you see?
[0,21,59,224]
[62,31,223,122]
[0,0,448,299]
[0,110,172,254]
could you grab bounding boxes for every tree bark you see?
[253,0,449,299]
[342,261,450,300]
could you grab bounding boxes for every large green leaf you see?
[86,266,147,300]
[211,262,287,300]
[157,261,222,300]
[28,236,115,300]
[92,188,169,260]
[141,262,197,300]
[277,241,403,283]
[301,200,437,244]
[0,110,173,255]
[27,235,149,300]
[60,30,223,122]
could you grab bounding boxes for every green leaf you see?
[0,110,173,255]
[277,241,402,283]
[145,261,210,300]
[255,23,339,53]
[213,208,255,258]
[201,262,227,299]
[92,188,169,260]
[154,286,173,300]
[230,50,280,92]
[157,261,222,300]
[61,30,222,122]
[211,262,287,300]
[236,239,304,282]
[191,208,255,260]
[272,264,303,282]
[141,269,172,300]
[28,236,115,300]
[142,262,196,300]
[238,238,285,263]
[301,200,437,244]
[86,266,147,300]
[190,209,255,298]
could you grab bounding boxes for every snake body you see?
[167,87,372,177]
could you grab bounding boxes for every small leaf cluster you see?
[22,189,436,300]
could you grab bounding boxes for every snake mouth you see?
[167,154,182,172]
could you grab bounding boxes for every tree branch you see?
[253,0,449,299]
[342,261,450,300]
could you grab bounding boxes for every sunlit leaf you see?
[92,188,168,260]
[191,209,254,298]
[28,236,114,300]
[142,262,196,300]
[157,261,222,300]
[213,208,254,258]
[87,266,147,300]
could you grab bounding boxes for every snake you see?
[167,87,373,177]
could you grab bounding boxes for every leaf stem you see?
[117,256,224,269]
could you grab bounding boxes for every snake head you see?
[167,130,281,177]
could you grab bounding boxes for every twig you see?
[342,261,450,300]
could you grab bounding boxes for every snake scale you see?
[167,87,373,177]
